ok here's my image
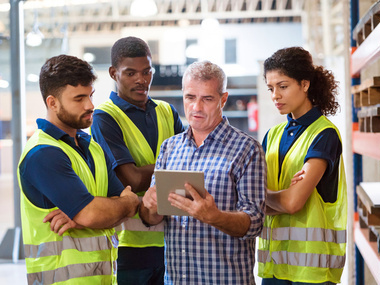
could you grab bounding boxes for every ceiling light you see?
[0,79,9,89]
[201,18,220,30]
[130,0,157,17]
[26,30,44,47]
[83,52,96,63]
[27,74,39,83]
[185,44,200,59]
[26,10,44,47]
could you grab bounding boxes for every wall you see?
[118,22,303,75]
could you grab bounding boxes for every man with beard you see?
[91,37,184,285]
[18,55,140,285]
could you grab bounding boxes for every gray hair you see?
[182,60,227,95]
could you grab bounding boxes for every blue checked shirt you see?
[151,117,267,285]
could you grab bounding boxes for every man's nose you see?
[136,72,147,84]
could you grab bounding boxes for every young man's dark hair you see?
[111,36,152,67]
[39,54,97,105]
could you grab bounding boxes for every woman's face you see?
[265,70,312,119]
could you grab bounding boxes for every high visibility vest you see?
[95,99,174,248]
[258,116,347,284]
[18,129,118,285]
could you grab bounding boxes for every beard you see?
[56,105,93,130]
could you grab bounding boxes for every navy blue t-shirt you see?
[262,107,342,203]
[19,119,124,219]
[91,91,185,271]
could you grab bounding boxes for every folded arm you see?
[266,158,327,215]
[44,186,140,235]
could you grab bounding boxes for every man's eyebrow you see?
[73,90,95,98]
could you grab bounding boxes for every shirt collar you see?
[36,118,91,143]
[183,116,230,144]
[285,107,322,129]
[109,91,157,112]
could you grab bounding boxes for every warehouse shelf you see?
[351,23,380,77]
[354,221,380,284]
[352,131,380,160]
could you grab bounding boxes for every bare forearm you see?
[266,159,328,215]
[265,204,284,215]
[74,196,139,229]
[116,164,155,193]
[208,211,251,237]
[266,190,291,214]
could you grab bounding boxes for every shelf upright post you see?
[350,0,364,284]
[0,0,26,262]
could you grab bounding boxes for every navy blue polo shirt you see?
[19,119,124,219]
[91,91,185,271]
[262,107,342,203]
[91,91,185,170]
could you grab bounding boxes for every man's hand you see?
[140,186,164,225]
[289,169,305,186]
[43,209,83,236]
[168,183,251,237]
[120,185,140,217]
[168,183,219,224]
[142,186,159,214]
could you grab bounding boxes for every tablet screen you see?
[155,170,205,216]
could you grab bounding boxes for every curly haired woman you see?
[258,47,347,285]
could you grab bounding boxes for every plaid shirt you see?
[152,117,267,285]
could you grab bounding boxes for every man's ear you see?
[221,92,228,109]
[109,66,116,81]
[46,95,58,111]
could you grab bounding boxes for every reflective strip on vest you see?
[27,261,112,285]
[260,226,346,243]
[258,116,347,283]
[258,250,346,269]
[115,218,164,233]
[116,196,163,233]
[24,233,118,259]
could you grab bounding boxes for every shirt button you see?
[182,275,186,279]
[292,122,296,126]
[182,249,186,254]
[290,132,294,136]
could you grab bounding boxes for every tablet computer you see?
[155,169,205,216]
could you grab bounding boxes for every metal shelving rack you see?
[351,1,380,283]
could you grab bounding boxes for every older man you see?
[140,60,266,284]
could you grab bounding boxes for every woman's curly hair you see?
[263,47,340,116]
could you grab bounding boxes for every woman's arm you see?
[266,158,327,215]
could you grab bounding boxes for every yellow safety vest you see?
[258,116,347,284]
[18,129,118,284]
[95,99,174,248]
